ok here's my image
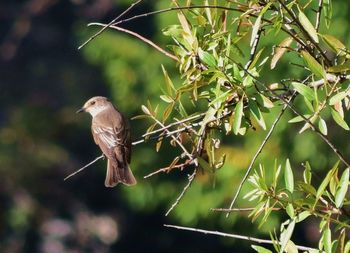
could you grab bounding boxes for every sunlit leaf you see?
[316,161,339,202]
[335,168,349,208]
[295,211,311,223]
[329,91,348,106]
[271,37,293,69]
[323,225,332,253]
[198,48,217,68]
[285,240,298,253]
[298,8,319,43]
[251,15,262,47]
[252,245,273,253]
[291,82,315,101]
[279,218,296,253]
[321,34,346,56]
[303,161,312,184]
[318,117,328,135]
[284,159,294,192]
[233,99,244,135]
[249,100,266,130]
[301,50,326,79]
[331,108,350,130]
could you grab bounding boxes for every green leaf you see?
[285,240,298,253]
[329,91,348,106]
[301,50,326,79]
[141,105,151,115]
[323,0,332,28]
[197,156,212,172]
[251,15,262,47]
[233,99,244,135]
[323,225,332,253]
[285,159,294,192]
[249,100,266,130]
[161,65,175,96]
[291,82,315,101]
[288,114,311,123]
[252,245,273,253]
[321,34,346,56]
[298,8,319,43]
[318,117,328,135]
[316,161,339,201]
[198,48,216,68]
[271,37,293,69]
[303,161,312,184]
[160,95,174,103]
[331,108,350,130]
[335,168,349,208]
[279,219,296,253]
[256,93,274,109]
[295,211,311,223]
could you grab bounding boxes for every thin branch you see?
[78,0,143,50]
[211,207,281,212]
[315,0,323,32]
[164,224,323,252]
[226,94,294,217]
[245,23,262,70]
[165,169,197,216]
[144,160,193,179]
[88,23,178,61]
[64,154,104,181]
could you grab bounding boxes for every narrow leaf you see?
[252,245,273,253]
[335,168,349,208]
[249,100,266,130]
[233,99,244,135]
[291,82,315,101]
[323,225,332,253]
[318,117,328,135]
[316,161,339,201]
[321,34,346,56]
[271,37,293,69]
[285,159,294,192]
[198,48,216,68]
[331,108,350,130]
[298,8,319,43]
[279,219,296,253]
[329,91,348,105]
[301,50,326,79]
[251,15,262,47]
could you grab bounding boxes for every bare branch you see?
[211,207,281,212]
[165,169,197,216]
[164,224,323,252]
[226,93,294,217]
[64,154,104,181]
[88,23,178,61]
[144,160,193,179]
[78,0,143,50]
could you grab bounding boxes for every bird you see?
[77,96,137,187]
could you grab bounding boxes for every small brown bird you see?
[77,96,137,187]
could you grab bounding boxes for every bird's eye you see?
[91,101,96,105]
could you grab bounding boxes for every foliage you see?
[102,0,350,251]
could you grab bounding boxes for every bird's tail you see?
[105,160,137,187]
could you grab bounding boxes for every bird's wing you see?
[91,109,131,162]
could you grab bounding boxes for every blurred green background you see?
[1,0,350,252]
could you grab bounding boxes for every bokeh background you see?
[1,0,350,252]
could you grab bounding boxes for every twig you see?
[78,0,142,50]
[226,94,293,217]
[64,154,104,181]
[164,224,323,252]
[144,160,193,179]
[165,169,197,216]
[88,23,178,61]
[315,0,323,32]
[245,22,262,70]
[211,207,281,212]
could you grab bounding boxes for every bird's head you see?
[77,96,111,117]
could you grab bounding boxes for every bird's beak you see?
[76,107,85,114]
